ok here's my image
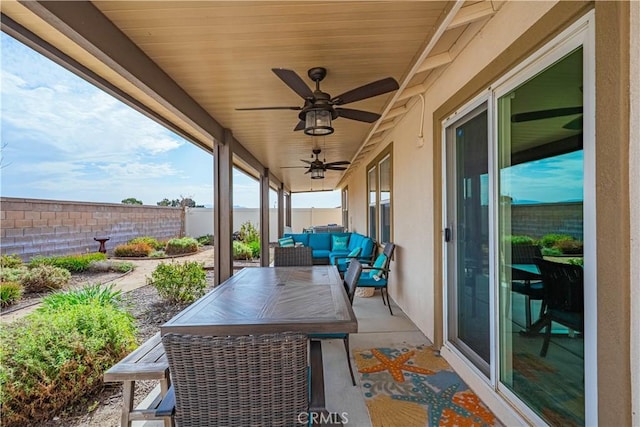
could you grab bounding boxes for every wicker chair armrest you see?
[155,385,176,417]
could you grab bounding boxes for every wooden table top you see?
[161,266,358,336]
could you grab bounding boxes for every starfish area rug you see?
[354,344,497,427]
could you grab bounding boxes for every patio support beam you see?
[17,0,225,143]
[214,131,234,285]
[285,193,292,228]
[416,52,453,74]
[277,184,285,238]
[260,169,270,267]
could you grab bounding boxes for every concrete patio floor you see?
[137,292,437,426]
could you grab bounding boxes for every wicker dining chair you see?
[157,332,308,426]
[309,259,363,386]
[274,245,313,266]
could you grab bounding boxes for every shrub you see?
[568,258,584,267]
[539,233,573,248]
[554,238,584,255]
[147,261,206,303]
[21,265,71,293]
[196,234,214,246]
[0,254,23,268]
[233,241,252,260]
[505,235,537,246]
[248,240,261,259]
[0,267,28,283]
[165,237,199,255]
[39,284,123,312]
[541,247,563,256]
[29,253,107,273]
[86,260,135,273]
[0,303,136,426]
[113,242,153,257]
[149,250,166,258]
[238,221,259,244]
[0,282,23,307]
[128,236,164,251]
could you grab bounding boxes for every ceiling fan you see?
[281,148,350,179]
[236,67,399,134]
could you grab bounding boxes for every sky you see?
[0,33,341,209]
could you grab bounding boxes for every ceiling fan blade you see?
[336,108,381,123]
[304,168,312,174]
[300,159,312,164]
[562,116,583,130]
[511,106,583,123]
[281,166,308,169]
[272,68,314,99]
[236,106,301,111]
[293,120,305,131]
[325,166,348,171]
[331,77,399,105]
[324,160,351,166]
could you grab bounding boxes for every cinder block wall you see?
[0,197,182,260]
[511,202,583,240]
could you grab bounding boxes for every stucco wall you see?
[345,0,557,340]
[0,197,182,260]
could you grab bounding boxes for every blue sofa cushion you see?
[348,233,364,251]
[312,249,331,259]
[360,238,375,260]
[329,250,351,265]
[308,233,331,250]
[331,235,349,251]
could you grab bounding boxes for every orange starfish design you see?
[359,349,435,382]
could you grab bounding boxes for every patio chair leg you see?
[343,336,356,386]
[380,288,387,306]
[540,320,552,357]
[384,287,393,315]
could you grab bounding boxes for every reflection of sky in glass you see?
[501,150,583,204]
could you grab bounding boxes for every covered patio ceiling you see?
[1,0,499,193]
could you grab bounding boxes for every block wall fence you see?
[0,197,183,260]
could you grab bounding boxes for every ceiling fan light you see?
[310,168,325,179]
[304,109,333,136]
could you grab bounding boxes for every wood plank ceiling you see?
[2,1,499,193]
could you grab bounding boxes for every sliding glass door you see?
[445,104,491,376]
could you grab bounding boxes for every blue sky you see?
[0,34,340,208]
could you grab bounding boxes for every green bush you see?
[568,258,584,267]
[86,260,135,273]
[0,282,23,307]
[0,303,137,426]
[149,250,167,258]
[128,236,164,251]
[541,247,563,256]
[248,240,261,259]
[29,253,107,273]
[238,221,260,244]
[554,238,583,255]
[505,235,537,246]
[39,284,123,312]
[165,237,199,255]
[196,234,214,246]
[113,242,153,257]
[147,261,206,303]
[21,265,71,293]
[539,233,573,248]
[0,254,23,268]
[233,241,253,260]
[0,267,28,283]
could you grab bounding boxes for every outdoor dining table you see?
[161,265,357,336]
[160,265,357,423]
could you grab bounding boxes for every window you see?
[367,145,393,243]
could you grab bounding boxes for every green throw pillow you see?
[278,237,294,247]
[332,235,349,251]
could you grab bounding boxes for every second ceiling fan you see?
[282,148,350,179]
[236,67,399,134]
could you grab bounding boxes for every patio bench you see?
[104,332,172,427]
